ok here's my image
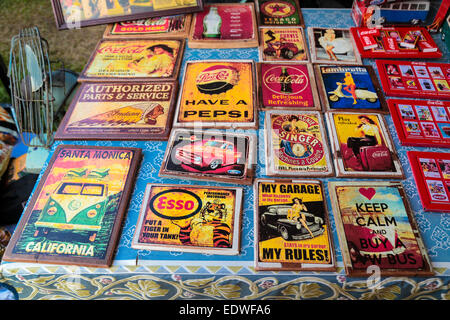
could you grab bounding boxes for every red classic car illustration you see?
[175,139,242,170]
[263,40,303,60]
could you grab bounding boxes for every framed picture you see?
[78,38,185,82]
[257,62,321,110]
[103,14,192,39]
[315,65,387,113]
[132,184,243,255]
[408,151,450,213]
[173,60,258,129]
[2,145,142,267]
[259,27,309,62]
[388,99,450,148]
[255,0,305,27]
[51,0,203,30]
[328,181,433,277]
[264,110,333,177]
[351,26,442,59]
[55,81,178,141]
[159,129,257,185]
[325,111,404,178]
[376,60,450,100]
[308,27,362,65]
[188,3,258,49]
[254,179,336,271]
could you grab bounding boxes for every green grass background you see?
[0,0,105,103]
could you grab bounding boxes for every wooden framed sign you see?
[2,145,142,267]
[328,181,433,277]
[188,3,258,49]
[255,0,305,27]
[326,112,404,179]
[254,179,336,272]
[159,129,257,185]
[350,26,442,59]
[78,38,185,82]
[265,110,333,177]
[259,27,309,62]
[55,81,178,141]
[308,27,362,65]
[51,0,202,30]
[257,62,321,110]
[315,65,388,113]
[173,60,257,129]
[103,14,192,39]
[408,151,450,213]
[376,60,450,100]
[132,184,243,255]
[388,99,450,148]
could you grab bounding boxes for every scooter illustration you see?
[328,82,378,103]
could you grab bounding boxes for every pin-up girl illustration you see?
[343,72,357,105]
[287,198,314,238]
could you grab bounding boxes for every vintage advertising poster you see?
[308,27,362,65]
[265,110,333,177]
[258,63,321,110]
[55,82,178,141]
[51,0,202,30]
[259,27,309,62]
[350,27,442,59]
[188,3,258,48]
[78,39,184,82]
[315,65,387,113]
[329,181,433,277]
[376,60,450,100]
[254,179,336,271]
[2,145,142,267]
[174,60,257,129]
[132,184,243,255]
[255,0,305,27]
[388,99,450,148]
[326,112,403,178]
[160,129,256,184]
[408,151,450,212]
[103,14,192,39]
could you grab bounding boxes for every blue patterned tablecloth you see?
[1,9,449,300]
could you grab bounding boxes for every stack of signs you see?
[329,181,433,277]
[408,151,450,212]
[188,3,258,48]
[254,179,336,271]
[173,60,257,129]
[132,184,243,255]
[388,99,450,147]
[376,60,450,99]
[264,110,333,177]
[351,27,442,59]
[2,145,142,267]
[314,65,388,113]
[257,62,321,110]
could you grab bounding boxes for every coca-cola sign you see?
[97,45,147,54]
[262,65,309,95]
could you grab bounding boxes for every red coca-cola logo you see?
[97,45,147,54]
[263,65,309,95]
[195,65,239,95]
[372,150,389,158]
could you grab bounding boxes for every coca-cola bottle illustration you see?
[203,6,222,38]
[280,67,292,93]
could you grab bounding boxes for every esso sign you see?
[149,189,202,220]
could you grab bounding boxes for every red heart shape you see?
[359,187,376,200]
